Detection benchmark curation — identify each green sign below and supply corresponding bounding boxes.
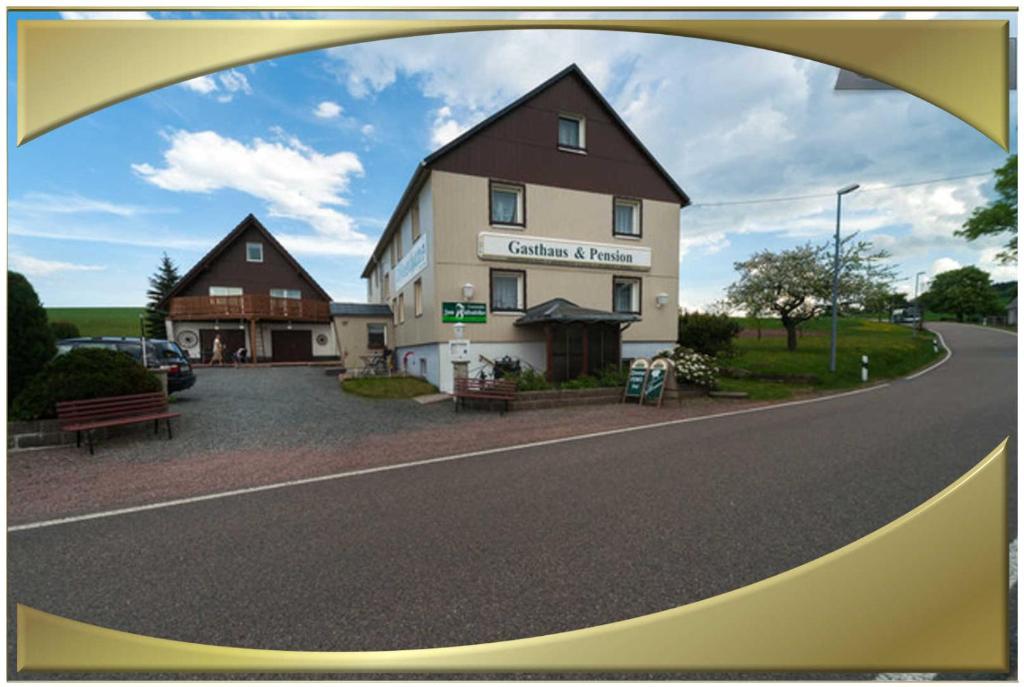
[624,366,648,400]
[442,301,487,323]
[643,367,667,405]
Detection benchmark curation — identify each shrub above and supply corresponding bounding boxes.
[11,348,161,420]
[595,364,629,388]
[677,311,742,357]
[509,368,553,391]
[8,271,56,403]
[50,320,81,340]
[659,346,719,389]
[561,375,600,390]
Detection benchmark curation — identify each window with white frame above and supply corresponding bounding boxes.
[490,182,525,226]
[398,292,405,324]
[613,198,641,237]
[613,277,641,314]
[367,323,386,350]
[558,114,585,150]
[246,242,264,262]
[414,279,423,317]
[209,286,243,296]
[270,288,301,299]
[411,204,421,242]
[491,270,526,312]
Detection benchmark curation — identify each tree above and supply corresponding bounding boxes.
[956,155,1017,264]
[919,266,1002,322]
[862,284,909,322]
[50,320,81,340]
[727,240,897,351]
[8,271,56,402]
[144,253,181,339]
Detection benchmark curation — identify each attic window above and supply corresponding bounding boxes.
[246,242,264,263]
[558,114,585,151]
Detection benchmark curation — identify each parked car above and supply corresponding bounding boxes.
[56,337,197,393]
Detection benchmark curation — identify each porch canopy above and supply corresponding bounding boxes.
[515,298,639,382]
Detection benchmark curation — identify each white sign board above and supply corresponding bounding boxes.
[394,236,428,291]
[449,339,470,363]
[478,232,651,271]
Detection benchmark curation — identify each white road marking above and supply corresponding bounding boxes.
[876,538,1017,681]
[904,329,951,381]
[8,383,891,533]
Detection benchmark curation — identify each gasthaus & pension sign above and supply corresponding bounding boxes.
[478,232,651,271]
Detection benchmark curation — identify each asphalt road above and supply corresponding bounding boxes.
[7,323,1017,679]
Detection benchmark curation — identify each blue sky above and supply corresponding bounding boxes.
[7,9,1019,310]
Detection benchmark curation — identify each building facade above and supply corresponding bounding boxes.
[362,64,689,392]
[163,214,391,365]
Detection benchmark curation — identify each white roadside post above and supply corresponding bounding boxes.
[861,354,869,383]
[933,339,939,354]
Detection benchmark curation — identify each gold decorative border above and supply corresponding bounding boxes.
[18,440,1008,673]
[16,17,1009,148]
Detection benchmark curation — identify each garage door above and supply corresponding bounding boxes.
[271,330,313,362]
[199,329,245,363]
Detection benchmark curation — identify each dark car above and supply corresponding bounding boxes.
[56,337,197,393]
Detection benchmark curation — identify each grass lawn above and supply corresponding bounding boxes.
[46,307,146,337]
[722,317,940,400]
[341,376,439,399]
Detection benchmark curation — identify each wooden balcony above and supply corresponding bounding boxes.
[168,295,331,322]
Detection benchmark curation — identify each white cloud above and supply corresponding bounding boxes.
[60,11,152,19]
[679,231,730,258]
[181,75,218,95]
[9,192,173,218]
[132,129,374,256]
[977,248,1019,282]
[360,123,376,138]
[10,254,105,277]
[931,257,962,276]
[313,101,343,119]
[430,106,478,148]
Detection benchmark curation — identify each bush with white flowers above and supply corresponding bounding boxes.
[657,346,718,389]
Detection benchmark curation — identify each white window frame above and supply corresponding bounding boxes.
[489,182,525,227]
[613,198,642,238]
[557,113,586,152]
[490,269,526,313]
[411,203,421,242]
[613,276,641,314]
[209,286,243,296]
[398,292,405,324]
[367,323,387,350]
[270,288,301,300]
[414,279,423,318]
[246,242,264,263]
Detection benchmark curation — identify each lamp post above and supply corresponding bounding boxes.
[829,183,860,374]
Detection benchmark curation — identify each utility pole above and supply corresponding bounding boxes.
[830,183,860,374]
[914,271,927,337]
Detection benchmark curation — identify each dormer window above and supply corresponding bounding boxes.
[246,242,264,263]
[558,114,585,151]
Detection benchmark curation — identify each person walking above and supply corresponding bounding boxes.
[234,345,248,368]
[210,334,225,365]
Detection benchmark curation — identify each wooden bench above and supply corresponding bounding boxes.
[453,377,517,414]
[57,392,181,455]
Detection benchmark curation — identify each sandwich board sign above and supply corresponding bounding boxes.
[622,358,650,403]
[642,358,672,407]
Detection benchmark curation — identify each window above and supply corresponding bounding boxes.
[209,286,243,296]
[491,269,526,312]
[383,273,390,298]
[558,114,585,150]
[391,298,398,325]
[613,276,641,314]
[246,242,264,262]
[367,323,386,350]
[270,288,301,299]
[411,204,421,242]
[490,181,525,226]
[613,198,642,237]
[390,241,397,268]
[414,279,423,317]
[398,292,405,324]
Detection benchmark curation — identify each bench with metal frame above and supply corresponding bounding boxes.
[452,377,517,414]
[57,392,181,455]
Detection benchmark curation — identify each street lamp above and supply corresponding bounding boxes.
[914,271,927,335]
[829,183,860,373]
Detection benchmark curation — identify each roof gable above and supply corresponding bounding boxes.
[161,214,332,305]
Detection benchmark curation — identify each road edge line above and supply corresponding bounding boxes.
[904,329,952,381]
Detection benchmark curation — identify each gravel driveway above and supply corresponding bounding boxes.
[117,367,465,458]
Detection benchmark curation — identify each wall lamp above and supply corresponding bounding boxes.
[462,283,475,300]
[655,292,669,309]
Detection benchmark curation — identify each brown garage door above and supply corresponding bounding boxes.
[199,329,245,363]
[271,330,313,362]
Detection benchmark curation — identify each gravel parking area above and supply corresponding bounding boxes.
[8,368,771,524]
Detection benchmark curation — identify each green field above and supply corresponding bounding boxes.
[720,317,941,400]
[341,376,439,399]
[45,307,146,337]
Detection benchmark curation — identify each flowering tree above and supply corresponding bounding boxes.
[727,240,897,351]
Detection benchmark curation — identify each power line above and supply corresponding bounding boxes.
[689,171,993,208]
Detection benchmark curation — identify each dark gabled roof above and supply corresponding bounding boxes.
[362,63,690,278]
[330,302,393,317]
[160,214,332,307]
[514,298,640,326]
